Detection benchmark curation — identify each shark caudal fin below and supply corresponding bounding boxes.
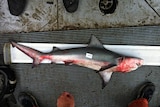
[98,68,114,89]
[11,41,43,67]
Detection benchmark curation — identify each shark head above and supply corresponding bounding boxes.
[116,57,143,73]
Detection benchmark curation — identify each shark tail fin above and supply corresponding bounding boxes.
[98,69,113,89]
[11,41,44,67]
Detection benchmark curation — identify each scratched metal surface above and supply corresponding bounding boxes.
[0,26,160,107]
[145,0,160,16]
[1,0,160,33]
[0,0,57,33]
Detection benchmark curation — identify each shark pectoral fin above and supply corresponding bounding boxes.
[96,64,117,73]
[49,47,61,53]
[32,58,41,68]
[53,47,61,51]
[98,69,113,89]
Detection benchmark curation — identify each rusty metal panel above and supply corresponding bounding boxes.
[1,0,160,33]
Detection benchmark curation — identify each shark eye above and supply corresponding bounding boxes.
[118,57,125,62]
[136,63,141,66]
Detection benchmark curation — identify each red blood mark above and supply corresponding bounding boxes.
[116,63,132,72]
[39,55,53,62]
[63,59,85,65]
[116,57,143,73]
[65,59,82,64]
[64,60,74,65]
[72,59,83,63]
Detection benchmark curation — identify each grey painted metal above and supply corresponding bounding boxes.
[0,26,160,107]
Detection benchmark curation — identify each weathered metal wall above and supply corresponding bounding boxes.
[0,0,160,33]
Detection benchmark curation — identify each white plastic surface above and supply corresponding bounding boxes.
[9,43,160,66]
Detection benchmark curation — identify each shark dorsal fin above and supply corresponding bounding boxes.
[49,47,61,53]
[88,36,104,48]
[52,47,60,51]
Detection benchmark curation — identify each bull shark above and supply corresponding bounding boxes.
[11,36,143,88]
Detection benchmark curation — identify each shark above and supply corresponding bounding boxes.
[11,36,143,88]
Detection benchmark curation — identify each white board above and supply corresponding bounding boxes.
[3,43,160,66]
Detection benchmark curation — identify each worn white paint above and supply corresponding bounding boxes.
[0,0,160,33]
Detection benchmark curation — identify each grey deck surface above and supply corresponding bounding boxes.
[0,26,160,107]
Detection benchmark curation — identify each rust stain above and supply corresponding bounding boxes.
[32,13,41,21]
[62,26,80,30]
[94,23,98,28]
[31,8,46,21]
[35,8,44,15]
[20,15,30,26]
[52,15,160,31]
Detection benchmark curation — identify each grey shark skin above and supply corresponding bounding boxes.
[11,36,143,89]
